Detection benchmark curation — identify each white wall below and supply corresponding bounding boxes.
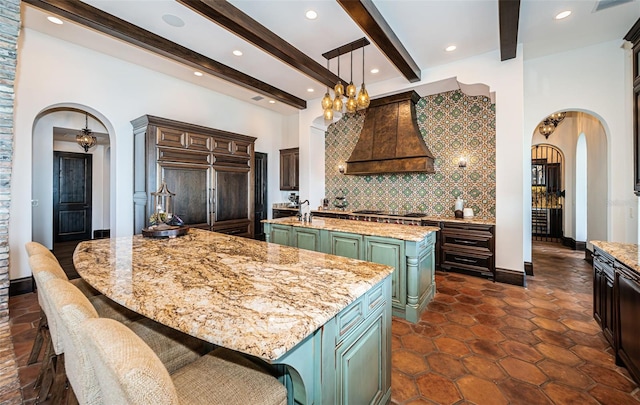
[525,39,636,256]
[302,48,526,273]
[11,28,291,279]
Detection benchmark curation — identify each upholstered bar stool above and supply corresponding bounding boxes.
[81,317,287,405]
[46,278,211,405]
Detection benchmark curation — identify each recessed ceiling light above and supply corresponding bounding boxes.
[307,88,315,93]
[193,71,203,77]
[47,16,63,25]
[269,100,276,104]
[370,68,379,74]
[305,10,318,20]
[162,14,185,28]
[233,50,243,56]
[445,45,457,52]
[555,10,571,20]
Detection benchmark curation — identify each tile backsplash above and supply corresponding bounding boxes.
[325,90,496,219]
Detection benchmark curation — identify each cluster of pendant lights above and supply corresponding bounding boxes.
[321,48,370,121]
[538,112,566,139]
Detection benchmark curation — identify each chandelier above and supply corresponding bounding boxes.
[538,112,566,139]
[76,113,97,152]
[321,38,370,121]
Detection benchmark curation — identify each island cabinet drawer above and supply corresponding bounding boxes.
[329,232,364,260]
[336,281,387,345]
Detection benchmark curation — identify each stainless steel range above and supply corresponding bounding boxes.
[349,210,427,226]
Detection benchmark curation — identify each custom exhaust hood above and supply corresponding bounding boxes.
[345,90,435,175]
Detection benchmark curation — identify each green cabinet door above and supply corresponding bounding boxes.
[329,231,363,259]
[269,224,292,246]
[293,228,321,251]
[365,236,405,307]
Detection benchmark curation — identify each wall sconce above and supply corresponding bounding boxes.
[458,157,467,168]
[338,164,345,174]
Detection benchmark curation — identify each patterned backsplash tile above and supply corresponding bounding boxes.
[325,90,496,219]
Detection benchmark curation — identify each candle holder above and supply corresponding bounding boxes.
[143,180,188,238]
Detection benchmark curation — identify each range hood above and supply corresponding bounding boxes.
[345,90,435,175]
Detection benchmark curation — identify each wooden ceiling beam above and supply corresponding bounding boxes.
[23,0,306,109]
[337,0,421,83]
[499,0,521,61]
[177,0,341,88]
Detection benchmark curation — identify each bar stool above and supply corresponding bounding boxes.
[80,317,288,405]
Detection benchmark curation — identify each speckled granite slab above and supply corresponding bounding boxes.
[73,229,393,361]
[591,241,640,273]
[263,217,439,242]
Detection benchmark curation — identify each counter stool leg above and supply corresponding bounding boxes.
[32,329,52,389]
[27,310,47,365]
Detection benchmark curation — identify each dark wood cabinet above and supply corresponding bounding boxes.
[625,19,640,195]
[440,222,495,279]
[593,249,615,347]
[280,147,299,191]
[132,115,256,238]
[272,208,297,219]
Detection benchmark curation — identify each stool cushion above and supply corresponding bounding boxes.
[25,241,57,261]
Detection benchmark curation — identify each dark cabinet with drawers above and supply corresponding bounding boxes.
[440,222,495,279]
[593,249,615,347]
[132,115,256,238]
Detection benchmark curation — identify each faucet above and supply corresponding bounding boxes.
[298,199,310,221]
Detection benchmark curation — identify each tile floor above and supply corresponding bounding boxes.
[6,241,640,404]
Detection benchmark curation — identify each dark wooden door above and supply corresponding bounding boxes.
[159,162,210,229]
[254,152,268,240]
[53,152,92,242]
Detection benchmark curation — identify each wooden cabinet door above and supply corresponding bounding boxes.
[329,232,363,259]
[213,167,249,222]
[293,228,321,251]
[365,236,404,306]
[158,163,210,229]
[269,224,291,246]
[280,148,299,191]
[616,268,640,382]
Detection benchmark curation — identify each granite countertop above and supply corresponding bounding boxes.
[73,228,393,361]
[591,241,640,273]
[263,217,439,242]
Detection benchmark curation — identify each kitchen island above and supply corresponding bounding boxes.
[73,228,394,405]
[263,217,438,323]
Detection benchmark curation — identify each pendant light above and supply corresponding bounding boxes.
[357,46,370,109]
[321,59,334,120]
[333,56,344,112]
[345,51,358,114]
[76,113,97,152]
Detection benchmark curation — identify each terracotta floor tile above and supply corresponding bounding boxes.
[468,339,506,360]
[450,302,479,316]
[500,327,540,346]
[474,313,505,329]
[499,357,548,386]
[392,349,430,376]
[462,355,506,381]
[427,301,453,313]
[500,340,543,363]
[538,359,593,390]
[433,337,470,358]
[444,311,477,327]
[561,318,601,335]
[458,287,483,297]
[415,372,462,405]
[502,306,535,319]
[532,328,575,348]
[535,342,582,366]
[455,295,482,306]
[391,369,419,403]
[531,316,568,333]
[529,298,560,311]
[579,363,637,392]
[426,353,467,379]
[501,315,536,331]
[401,334,435,355]
[392,334,403,351]
[456,375,508,405]
[480,289,507,299]
[543,382,600,405]
[392,320,414,336]
[441,323,476,341]
[411,323,444,338]
[436,286,459,296]
[572,344,618,369]
[475,303,506,317]
[469,324,506,343]
[418,310,447,325]
[563,329,608,350]
[497,379,553,405]
[433,294,457,305]
[588,384,640,405]
[529,307,561,319]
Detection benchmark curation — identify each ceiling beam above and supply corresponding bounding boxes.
[337,0,421,83]
[178,0,342,88]
[499,0,521,61]
[23,0,306,109]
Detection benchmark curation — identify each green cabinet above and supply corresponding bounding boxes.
[330,231,363,259]
[263,221,435,323]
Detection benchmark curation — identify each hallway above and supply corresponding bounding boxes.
[6,241,640,404]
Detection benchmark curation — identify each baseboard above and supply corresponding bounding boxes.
[9,277,34,296]
[584,248,593,264]
[524,261,534,276]
[561,236,586,251]
[495,268,527,287]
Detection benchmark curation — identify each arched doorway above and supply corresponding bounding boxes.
[31,106,111,275]
[531,144,564,242]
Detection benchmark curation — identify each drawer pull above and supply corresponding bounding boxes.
[455,257,478,264]
[454,239,476,245]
